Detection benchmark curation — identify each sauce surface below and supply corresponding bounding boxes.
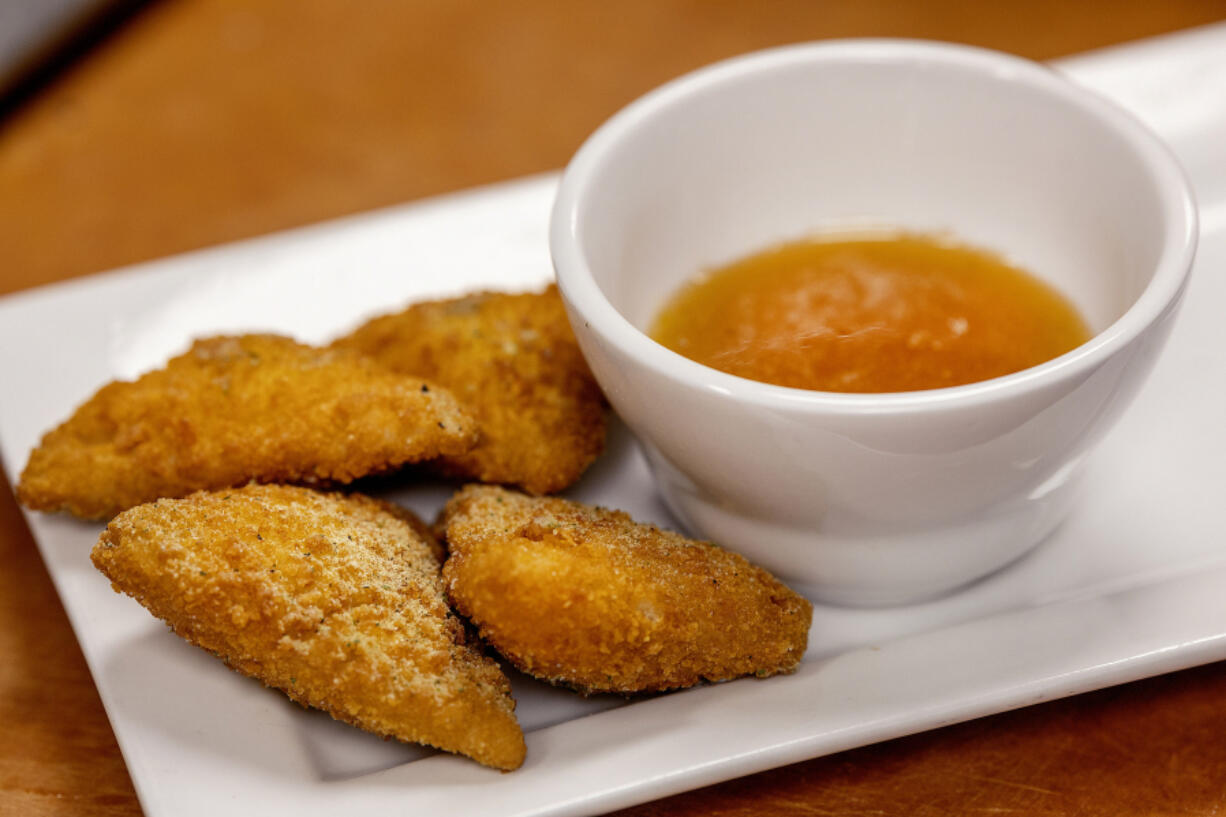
[649,234,1091,393]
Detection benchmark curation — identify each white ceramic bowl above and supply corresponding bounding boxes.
[550,40,1197,606]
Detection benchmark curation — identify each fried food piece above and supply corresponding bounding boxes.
[18,334,477,520]
[332,286,606,494]
[91,484,525,770]
[441,485,812,694]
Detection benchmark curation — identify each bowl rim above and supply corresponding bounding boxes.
[549,38,1199,415]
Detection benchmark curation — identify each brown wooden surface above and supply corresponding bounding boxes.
[2,2,1226,815]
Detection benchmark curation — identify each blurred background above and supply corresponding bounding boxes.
[2,0,1225,295]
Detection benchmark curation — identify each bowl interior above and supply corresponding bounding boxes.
[571,43,1175,345]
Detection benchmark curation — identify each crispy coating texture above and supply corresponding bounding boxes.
[91,484,525,770]
[18,334,477,520]
[332,286,606,494]
[441,485,812,694]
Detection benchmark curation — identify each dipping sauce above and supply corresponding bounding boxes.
[649,234,1091,393]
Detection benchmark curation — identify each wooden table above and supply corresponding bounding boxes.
[3,2,1226,814]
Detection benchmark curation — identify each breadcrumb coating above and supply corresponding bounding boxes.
[332,286,606,494]
[17,334,477,519]
[441,485,812,694]
[91,484,525,770]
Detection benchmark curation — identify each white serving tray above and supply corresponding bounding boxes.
[2,22,1226,817]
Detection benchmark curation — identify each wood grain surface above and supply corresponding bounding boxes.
[2,2,1225,815]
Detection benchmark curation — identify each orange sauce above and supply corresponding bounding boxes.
[649,234,1091,393]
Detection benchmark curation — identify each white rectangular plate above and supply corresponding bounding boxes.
[3,23,1226,817]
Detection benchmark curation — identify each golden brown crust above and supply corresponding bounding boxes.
[441,485,812,694]
[332,286,606,494]
[90,484,525,770]
[17,334,477,519]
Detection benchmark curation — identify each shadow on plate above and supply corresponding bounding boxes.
[100,619,636,781]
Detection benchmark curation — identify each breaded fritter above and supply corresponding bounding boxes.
[18,334,477,519]
[91,484,525,770]
[332,286,606,495]
[441,485,812,694]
